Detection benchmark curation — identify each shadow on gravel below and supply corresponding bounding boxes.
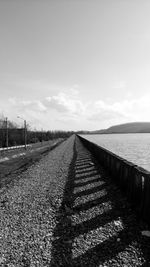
[50,140,77,266]
[50,138,150,267]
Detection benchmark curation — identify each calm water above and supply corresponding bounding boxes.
[81,134,150,172]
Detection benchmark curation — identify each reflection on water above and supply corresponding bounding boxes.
[82,133,150,171]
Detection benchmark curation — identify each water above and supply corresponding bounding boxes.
[81,134,150,172]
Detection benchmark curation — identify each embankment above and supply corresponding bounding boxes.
[78,135,150,225]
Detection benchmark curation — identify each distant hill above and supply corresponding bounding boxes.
[89,122,150,134]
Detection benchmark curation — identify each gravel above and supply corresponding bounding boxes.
[0,135,75,266]
[0,134,150,266]
[51,136,150,267]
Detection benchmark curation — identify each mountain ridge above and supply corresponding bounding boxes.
[78,122,150,134]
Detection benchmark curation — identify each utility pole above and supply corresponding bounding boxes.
[24,119,27,150]
[6,117,8,148]
[17,116,27,150]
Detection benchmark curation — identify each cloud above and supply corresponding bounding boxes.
[22,100,47,112]
[87,94,150,126]
[1,91,150,130]
[85,100,128,127]
[88,109,126,122]
[0,98,47,129]
[9,98,47,113]
[45,91,84,115]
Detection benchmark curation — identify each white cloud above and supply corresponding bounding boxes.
[8,98,47,113]
[45,91,84,115]
[24,100,47,112]
[87,94,150,127]
[1,92,150,130]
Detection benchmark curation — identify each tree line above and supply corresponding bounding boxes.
[0,115,74,147]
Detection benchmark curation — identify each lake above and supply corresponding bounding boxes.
[81,134,150,172]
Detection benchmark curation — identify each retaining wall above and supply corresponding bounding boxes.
[78,135,150,225]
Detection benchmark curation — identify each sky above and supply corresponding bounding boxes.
[0,0,150,131]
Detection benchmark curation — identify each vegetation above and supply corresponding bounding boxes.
[0,115,74,147]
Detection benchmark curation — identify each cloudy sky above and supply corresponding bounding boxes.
[0,0,150,131]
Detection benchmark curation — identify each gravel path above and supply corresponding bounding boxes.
[0,135,75,266]
[0,135,150,266]
[51,136,150,267]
